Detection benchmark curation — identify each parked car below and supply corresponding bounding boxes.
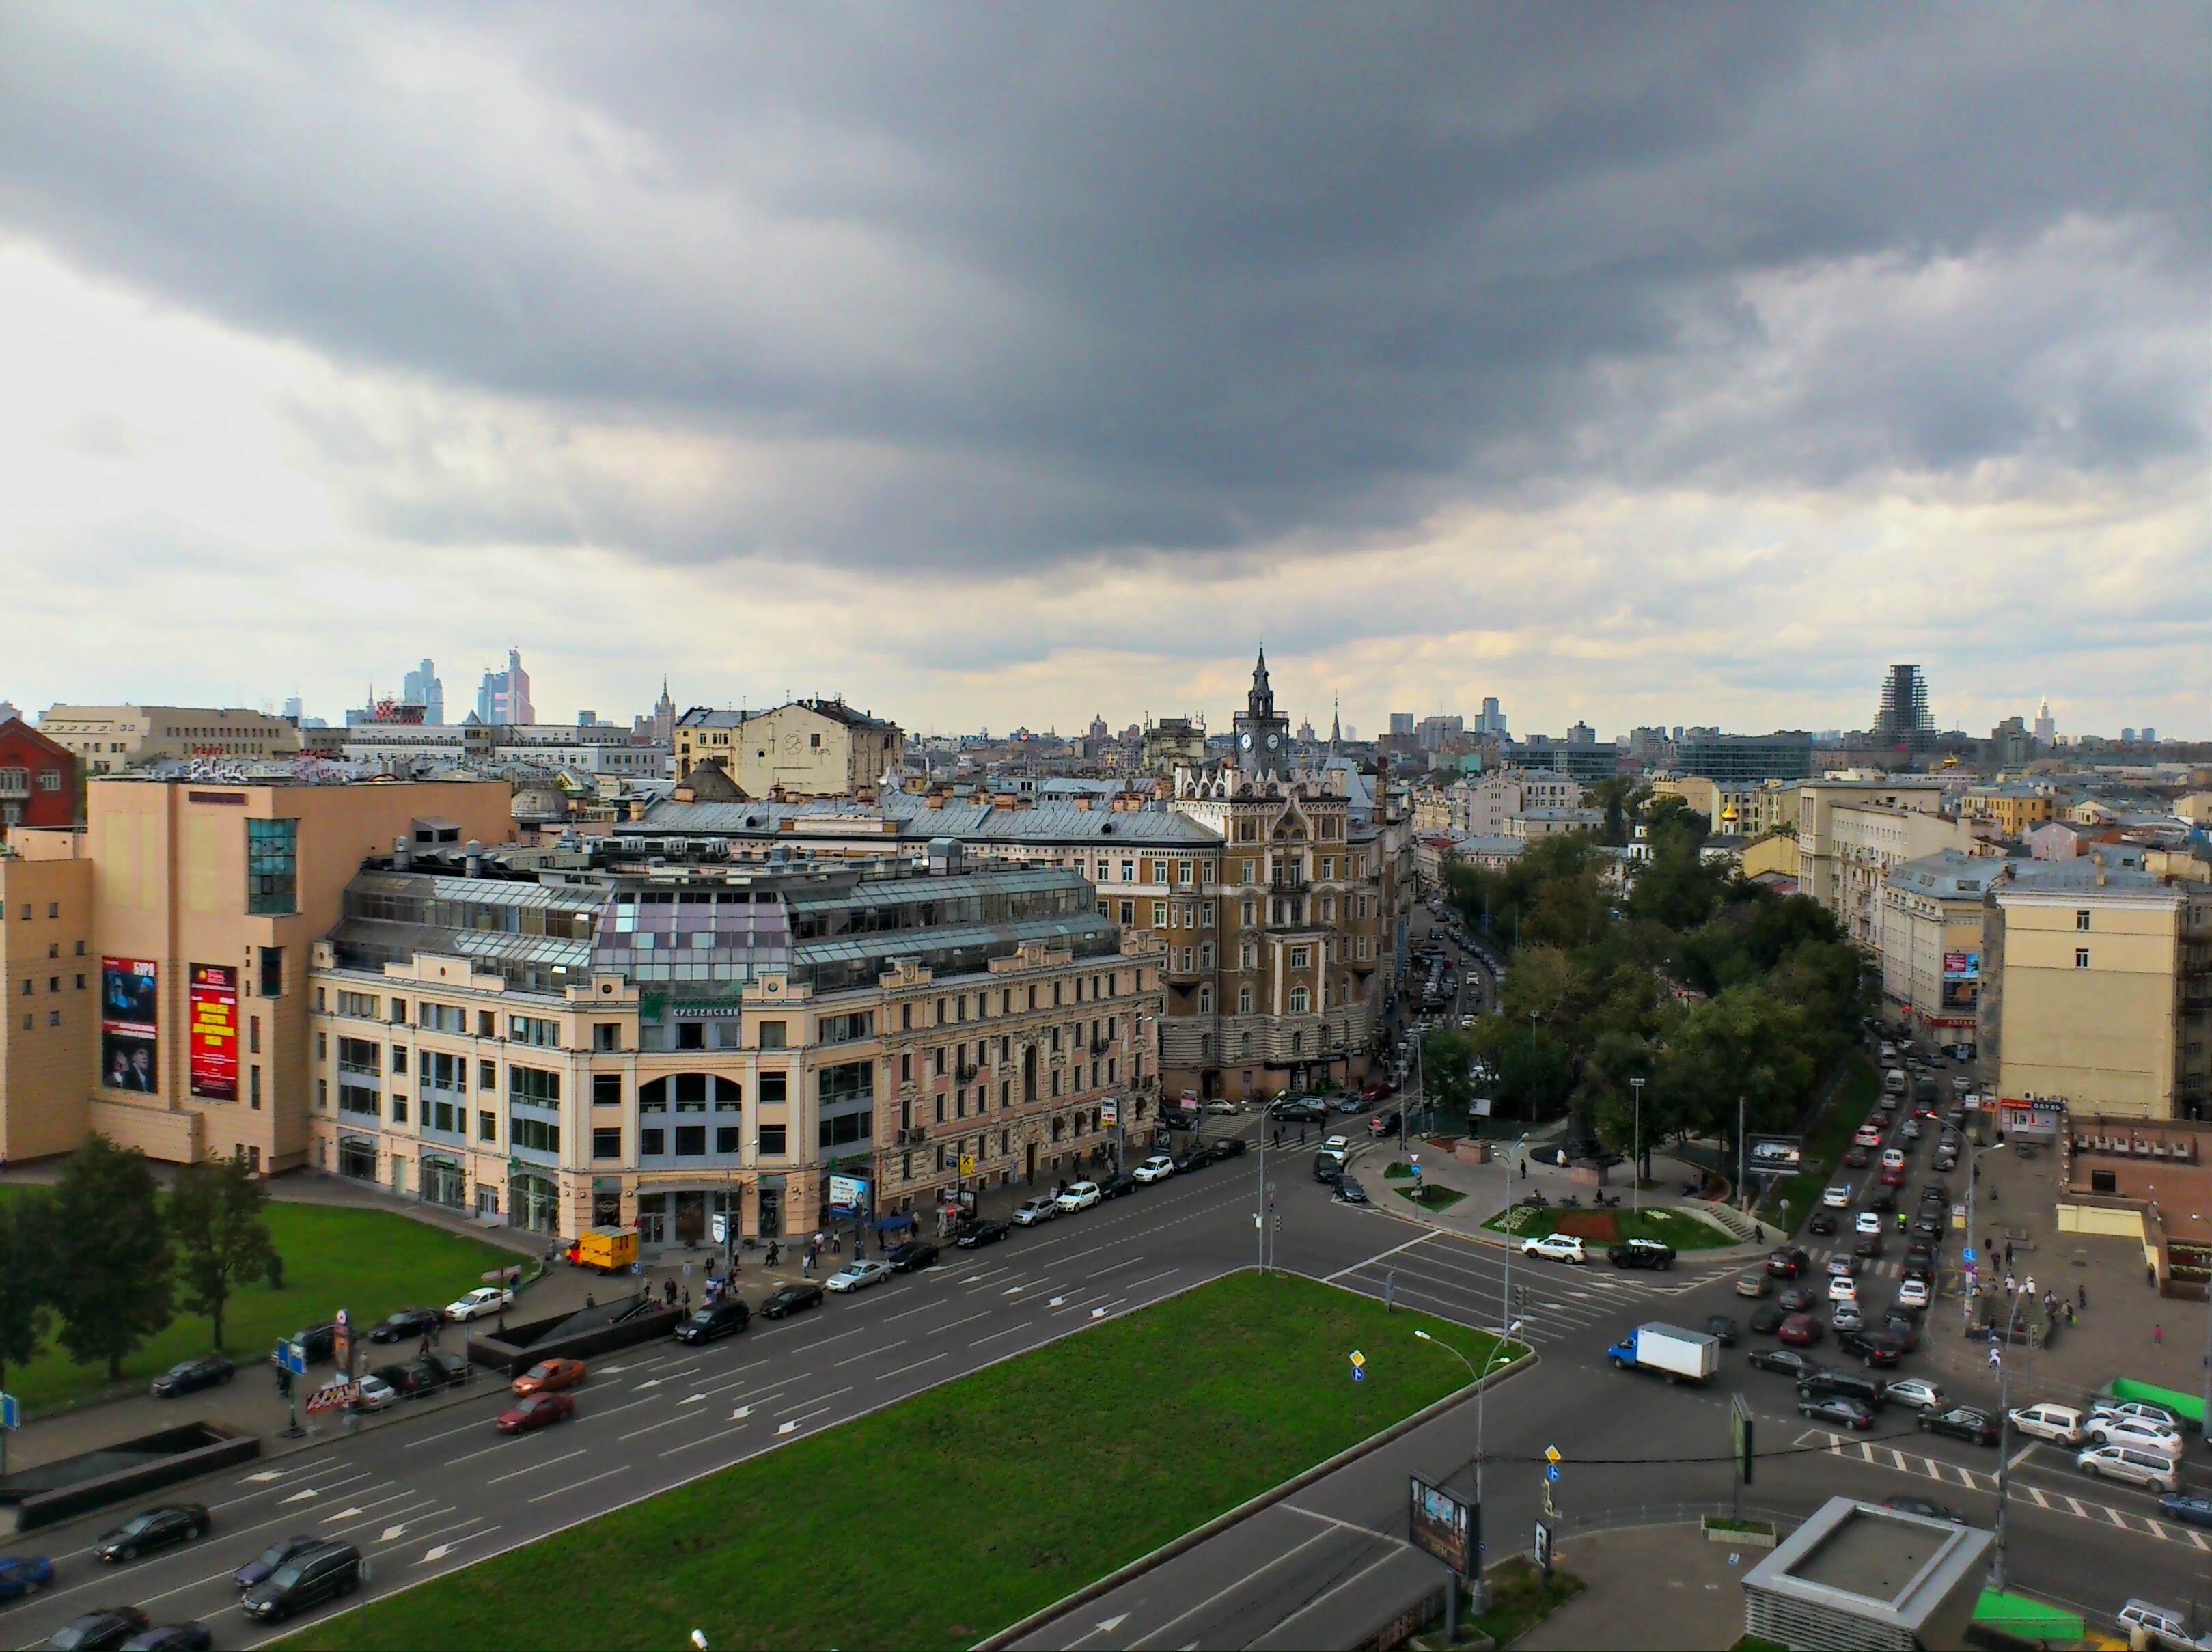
[2085,1414,2184,1458]
[1778,1314,1821,1347]
[1056,1181,1102,1211]
[1749,1347,1821,1380]
[1919,1406,1999,1446]
[956,1220,1009,1248]
[825,1260,892,1294]
[1521,1233,1587,1265]
[758,1283,825,1319]
[1132,1154,1174,1183]
[366,1308,444,1344]
[2077,1446,2179,1494]
[2089,1399,2185,1435]
[674,1299,751,1344]
[2117,1600,2204,1652]
[444,1286,514,1323]
[95,1504,209,1563]
[1097,1174,1141,1201]
[0,1555,55,1602]
[887,1240,941,1272]
[349,1375,400,1412]
[408,1352,469,1391]
[238,1541,365,1623]
[118,1626,212,1652]
[29,1610,150,1651]
[150,1355,234,1399]
[494,1392,574,1434]
[1012,1195,1059,1226]
[234,1535,323,1592]
[368,1362,441,1401]
[510,1358,587,1397]
[1608,1239,1675,1271]
[1208,1137,1247,1161]
[1881,1496,1962,1523]
[1801,1393,1876,1431]
[2157,1492,2212,1529]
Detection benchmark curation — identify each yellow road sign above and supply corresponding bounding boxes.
[1545,1444,1562,1465]
[958,1153,976,1177]
[1349,1349,1366,1369]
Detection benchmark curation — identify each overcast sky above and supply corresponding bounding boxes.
[2,4,2204,740]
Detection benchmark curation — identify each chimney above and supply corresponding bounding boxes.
[393,835,411,870]
[465,839,484,878]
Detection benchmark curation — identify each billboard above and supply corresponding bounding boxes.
[1942,951,1982,980]
[1408,1474,1474,1578]
[1101,1097,1119,1127]
[828,1174,870,1215]
[188,963,239,1101]
[1745,1134,1803,1173]
[100,958,159,1094]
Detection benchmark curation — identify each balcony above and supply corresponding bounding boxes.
[1269,874,1309,895]
[956,1062,980,1083]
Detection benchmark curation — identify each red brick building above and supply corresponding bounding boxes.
[0,717,76,838]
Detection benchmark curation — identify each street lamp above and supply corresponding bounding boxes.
[1415,1319,1523,1616]
[1991,1289,2030,1593]
[1629,1076,1644,1214]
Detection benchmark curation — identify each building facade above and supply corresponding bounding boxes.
[676,700,904,799]
[1797,778,1956,941]
[0,832,95,1163]
[1877,850,2005,1042]
[38,706,303,775]
[1673,733,1814,785]
[308,849,1158,1245]
[0,717,76,836]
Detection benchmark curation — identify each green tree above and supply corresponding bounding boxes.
[170,1152,281,1351]
[0,1189,56,1392]
[1498,944,1584,1030]
[52,1133,174,1379]
[1417,1027,1478,1130]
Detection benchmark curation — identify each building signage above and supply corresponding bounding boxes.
[187,963,239,1101]
[1409,1475,1474,1578]
[100,958,159,1094]
[1101,1097,1119,1127]
[1941,951,1981,980]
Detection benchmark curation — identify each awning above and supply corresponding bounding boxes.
[874,1213,916,1233]
[1972,1590,2083,1644]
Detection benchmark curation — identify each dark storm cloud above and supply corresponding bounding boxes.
[1,3,2202,570]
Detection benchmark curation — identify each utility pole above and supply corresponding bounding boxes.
[1630,1076,1644,1214]
[1256,1117,1267,1274]
[1992,1291,2028,1592]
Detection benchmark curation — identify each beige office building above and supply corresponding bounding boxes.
[39,706,303,774]
[676,700,903,799]
[1877,850,2006,1042]
[1797,777,1969,944]
[1,833,96,1162]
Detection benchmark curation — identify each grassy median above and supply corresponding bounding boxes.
[281,1270,1520,1652]
[0,1192,517,1412]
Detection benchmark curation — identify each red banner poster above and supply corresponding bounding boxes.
[189,963,239,1102]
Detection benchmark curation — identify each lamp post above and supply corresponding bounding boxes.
[1991,1289,2030,1593]
[1629,1076,1644,1214]
[1415,1319,1523,1616]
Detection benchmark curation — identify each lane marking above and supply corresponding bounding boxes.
[529,1468,625,1504]
[876,1352,949,1381]
[485,1448,587,1487]
[970,1322,1033,1347]
[837,1340,900,1367]
[1322,1227,1437,1283]
[775,1388,850,1415]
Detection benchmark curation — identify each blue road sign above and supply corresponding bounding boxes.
[1545,1463,1559,1483]
[1352,1366,1366,1383]
[1962,1248,1977,1264]
[275,1340,308,1377]
[0,1392,18,1429]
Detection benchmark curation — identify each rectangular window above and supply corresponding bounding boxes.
[337,1083,380,1117]
[479,1110,497,1142]
[2075,948,2090,969]
[819,1060,874,1107]
[678,1021,704,1050]
[1151,901,1167,927]
[818,1011,875,1045]
[592,1073,623,1107]
[512,1116,560,1154]
[389,997,406,1023]
[337,990,378,1019]
[820,1110,872,1148]
[758,1020,788,1049]
[391,1096,409,1124]
[337,1036,379,1074]
[592,1127,622,1159]
[250,1066,262,1108]
[717,1126,741,1153]
[509,1065,562,1105]
[510,1015,561,1049]
[1289,946,1310,971]
[758,1071,788,1104]
[391,1043,409,1073]
[758,1123,788,1156]
[478,1010,497,1037]
[2076,909,2091,931]
[419,1003,465,1033]
[641,1127,666,1155]
[675,1125,707,1156]
[260,946,284,999]
[478,1058,497,1090]
[245,818,299,915]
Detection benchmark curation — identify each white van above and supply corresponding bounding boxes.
[2007,1402,2083,1444]
[1879,1042,1896,1062]
[1885,1067,1907,1095]
[2075,1443,2179,1493]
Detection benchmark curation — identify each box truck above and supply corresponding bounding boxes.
[1606,1323,1721,1384]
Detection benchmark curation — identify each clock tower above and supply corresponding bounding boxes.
[1232,646,1292,778]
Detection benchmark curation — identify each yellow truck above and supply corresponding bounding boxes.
[566,1226,638,1273]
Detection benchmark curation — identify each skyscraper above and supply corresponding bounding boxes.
[2032,697,2055,745]
[474,649,534,726]
[1874,665,1933,752]
[402,659,444,725]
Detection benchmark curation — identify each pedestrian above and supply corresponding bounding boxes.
[2004,1241,2013,1269]
[2148,1261,2158,1288]
[2004,1273,2015,1297]
[2078,1282,2086,1310]
[682,1286,691,1313]
[2065,1303,2075,1326]
[2025,1274,2035,1300]
[2155,1323,2165,1345]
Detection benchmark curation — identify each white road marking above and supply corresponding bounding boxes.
[280,1488,318,1503]
[486,1448,587,1486]
[774,1388,849,1415]
[876,1352,949,1381]
[837,1340,900,1366]
[529,1467,625,1504]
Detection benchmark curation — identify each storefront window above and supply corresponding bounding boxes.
[510,1170,559,1235]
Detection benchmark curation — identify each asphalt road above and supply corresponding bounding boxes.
[3,1103,2203,1651]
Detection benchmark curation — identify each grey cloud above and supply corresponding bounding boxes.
[0,3,2204,573]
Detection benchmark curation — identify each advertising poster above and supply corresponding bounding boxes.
[1745,1133,1804,1172]
[188,963,239,1101]
[828,1174,869,1215]
[100,958,159,1095]
[1408,1474,1474,1578]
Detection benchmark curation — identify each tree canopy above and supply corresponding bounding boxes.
[51,1133,175,1380]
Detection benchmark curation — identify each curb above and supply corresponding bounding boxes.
[971,1342,1539,1652]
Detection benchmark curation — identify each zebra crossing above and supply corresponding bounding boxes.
[1323,1229,1739,1345]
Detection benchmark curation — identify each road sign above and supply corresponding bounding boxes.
[958,1153,976,1177]
[1545,1463,1559,1483]
[1352,1366,1365,1383]
[275,1340,307,1377]
[1543,1444,1561,1465]
[1962,1248,1977,1264]
[0,1392,18,1430]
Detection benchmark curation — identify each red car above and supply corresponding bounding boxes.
[495,1391,575,1433]
[1879,1164,1907,1188]
[1777,1313,1823,1347]
[1360,1082,1392,1103]
[511,1358,587,1397]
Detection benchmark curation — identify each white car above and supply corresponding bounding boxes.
[445,1286,515,1323]
[2090,1399,2183,1434]
[2077,1444,2179,1495]
[1885,1377,1945,1411]
[1894,1277,1931,1310]
[1011,1195,1060,1227]
[1853,1211,1882,1236]
[1133,1154,1174,1184]
[2085,1414,2183,1458]
[824,1259,891,1294]
[1821,1185,1851,1209]
[351,1374,400,1413]
[1827,1276,1857,1304]
[1056,1181,1101,1213]
[1521,1233,1587,1265]
[1880,1148,1905,1170]
[2008,1403,2084,1444]
[1323,1135,1351,1156]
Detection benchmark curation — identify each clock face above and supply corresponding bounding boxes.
[1266,733,1279,749]
[1240,733,1252,749]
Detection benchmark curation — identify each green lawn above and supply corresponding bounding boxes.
[1482,1202,1735,1250]
[1770,1056,1879,1230]
[1398,1183,1466,1211]
[281,1271,1525,1652]
[0,1191,519,1414]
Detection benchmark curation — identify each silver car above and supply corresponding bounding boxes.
[1011,1194,1059,1226]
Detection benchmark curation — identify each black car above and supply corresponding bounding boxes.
[1918,1405,1999,1446]
[32,1610,150,1651]
[1314,1153,1346,1183]
[150,1355,234,1398]
[674,1299,751,1343]
[119,1627,212,1652]
[1208,1136,1247,1161]
[366,1307,443,1344]
[269,1321,338,1368]
[1808,1210,1838,1237]
[886,1240,941,1273]
[95,1504,209,1562]
[240,1541,364,1623]
[1765,1248,1810,1278]
[1778,1283,1818,1314]
[1866,1187,1898,1214]
[1800,1369,1887,1408]
[1097,1175,1139,1200]
[1881,1311,1919,1351]
[1747,1303,1786,1335]
[409,1351,470,1390]
[956,1220,1008,1248]
[1883,1495,1963,1523]
[1836,1329,1905,1368]
[1608,1240,1676,1271]
[1800,1393,1875,1430]
[1748,1347,1821,1380]
[1704,1314,1739,1347]
[1331,1179,1370,1205]
[1851,1230,1883,1257]
[234,1534,323,1592]
[758,1283,824,1320]
[369,1362,440,1399]
[1909,1215,1944,1243]
[1174,1150,1212,1174]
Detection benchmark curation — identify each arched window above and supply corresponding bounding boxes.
[1198,985,1213,1013]
[1289,986,1310,1015]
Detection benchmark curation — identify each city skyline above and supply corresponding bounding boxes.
[1,9,2204,739]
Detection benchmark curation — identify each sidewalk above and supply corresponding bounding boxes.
[1510,1524,1746,1651]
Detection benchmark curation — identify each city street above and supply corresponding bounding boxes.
[2,1120,2204,1651]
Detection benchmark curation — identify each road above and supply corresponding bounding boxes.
[3,1106,2203,1650]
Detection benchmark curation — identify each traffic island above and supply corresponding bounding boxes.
[0,1421,258,1532]
[465,1291,685,1377]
